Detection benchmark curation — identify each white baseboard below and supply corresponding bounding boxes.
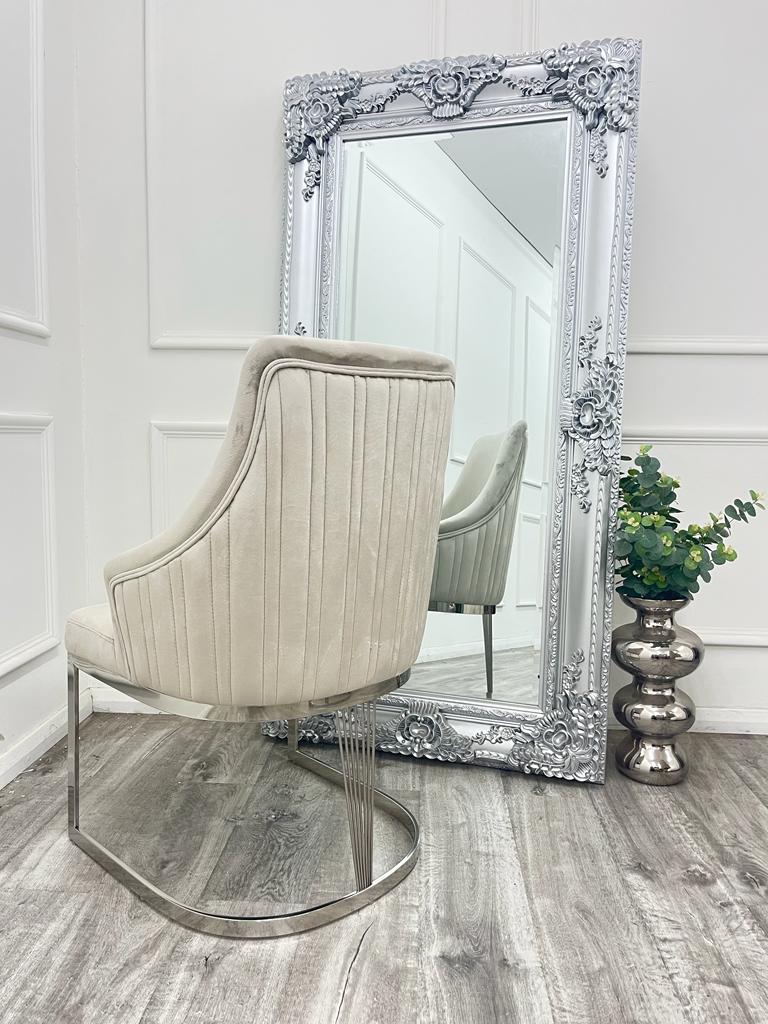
[89,684,160,715]
[0,689,93,791]
[416,635,538,663]
[690,707,768,735]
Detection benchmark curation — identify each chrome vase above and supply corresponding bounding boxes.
[611,595,702,785]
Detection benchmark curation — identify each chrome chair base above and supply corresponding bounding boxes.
[67,662,419,938]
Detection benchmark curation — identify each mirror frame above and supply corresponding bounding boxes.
[273,39,642,783]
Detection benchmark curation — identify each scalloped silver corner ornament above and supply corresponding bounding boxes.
[472,651,602,780]
[562,316,621,513]
[262,651,602,781]
[283,71,394,200]
[510,39,638,177]
[284,40,639,199]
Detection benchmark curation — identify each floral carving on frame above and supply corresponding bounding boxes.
[474,651,602,780]
[562,316,622,513]
[511,39,637,176]
[392,55,508,119]
[377,698,475,762]
[284,40,640,199]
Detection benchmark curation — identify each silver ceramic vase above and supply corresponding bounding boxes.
[611,595,702,785]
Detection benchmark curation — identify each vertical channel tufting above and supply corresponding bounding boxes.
[262,378,283,705]
[214,515,233,702]
[411,381,451,662]
[363,377,392,684]
[209,534,219,703]
[405,380,451,662]
[274,368,313,705]
[393,379,428,667]
[307,371,328,701]
[226,511,232,703]
[178,559,192,698]
[139,576,159,690]
[337,375,357,694]
[409,380,450,659]
[107,356,454,706]
[181,541,216,702]
[430,431,526,608]
[369,378,399,683]
[317,371,353,692]
[376,378,415,677]
[211,516,234,703]
[113,586,134,680]
[165,567,181,697]
[341,376,366,691]
[148,567,180,696]
[169,560,188,697]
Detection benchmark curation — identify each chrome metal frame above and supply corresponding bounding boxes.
[428,601,497,700]
[67,660,419,938]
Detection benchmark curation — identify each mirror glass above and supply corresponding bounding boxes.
[335,120,568,707]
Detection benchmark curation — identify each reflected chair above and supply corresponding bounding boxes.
[429,422,527,699]
[65,335,454,937]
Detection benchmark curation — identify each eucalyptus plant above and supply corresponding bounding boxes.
[615,446,765,601]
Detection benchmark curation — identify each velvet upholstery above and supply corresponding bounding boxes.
[66,336,455,708]
[430,421,527,607]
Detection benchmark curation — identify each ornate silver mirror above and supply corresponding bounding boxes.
[276,40,641,782]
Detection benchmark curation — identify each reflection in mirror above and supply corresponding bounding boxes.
[336,120,568,707]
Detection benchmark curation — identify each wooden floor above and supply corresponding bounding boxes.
[1,715,767,1024]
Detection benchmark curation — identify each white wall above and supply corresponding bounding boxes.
[3,0,761,755]
[0,0,88,788]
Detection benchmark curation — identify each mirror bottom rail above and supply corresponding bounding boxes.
[263,674,606,783]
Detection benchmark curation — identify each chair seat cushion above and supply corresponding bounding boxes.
[65,604,119,675]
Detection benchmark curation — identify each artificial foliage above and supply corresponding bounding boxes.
[615,445,765,601]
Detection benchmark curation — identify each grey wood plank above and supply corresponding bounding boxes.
[304,755,426,1024]
[709,733,768,808]
[684,734,768,929]
[592,734,768,1024]
[419,761,555,1024]
[502,763,687,1024]
[83,726,262,906]
[0,887,172,1024]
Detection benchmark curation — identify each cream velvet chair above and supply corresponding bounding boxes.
[65,335,454,938]
[429,422,527,699]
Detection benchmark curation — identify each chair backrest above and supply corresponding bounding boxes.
[431,421,527,606]
[104,337,454,709]
[441,422,527,525]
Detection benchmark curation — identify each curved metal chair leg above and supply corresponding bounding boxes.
[67,664,419,938]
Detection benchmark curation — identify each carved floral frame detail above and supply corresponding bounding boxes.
[284,40,639,200]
